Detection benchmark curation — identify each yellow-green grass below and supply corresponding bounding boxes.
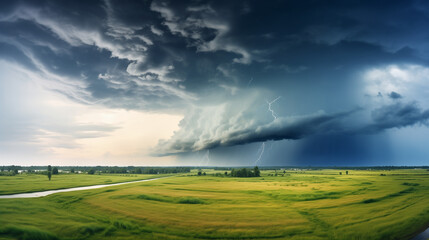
[0,169,428,239]
[0,174,163,195]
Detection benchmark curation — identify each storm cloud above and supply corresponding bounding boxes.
[2,0,429,165]
[154,100,429,155]
[364,102,429,133]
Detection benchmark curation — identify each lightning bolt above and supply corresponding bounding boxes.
[254,142,265,165]
[266,96,281,120]
[253,96,281,166]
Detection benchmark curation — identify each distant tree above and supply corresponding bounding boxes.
[203,172,206,176]
[52,167,59,175]
[88,169,95,175]
[224,171,228,176]
[135,168,142,174]
[283,170,286,174]
[346,171,349,175]
[47,165,52,180]
[254,166,260,177]
[13,169,18,175]
[198,171,202,176]
[339,172,342,175]
[71,168,75,173]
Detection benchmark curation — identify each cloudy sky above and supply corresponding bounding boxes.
[1,0,429,166]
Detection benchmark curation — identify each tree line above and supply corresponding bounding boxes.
[230,167,260,177]
[106,167,191,174]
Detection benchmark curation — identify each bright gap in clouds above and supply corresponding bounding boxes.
[0,61,182,166]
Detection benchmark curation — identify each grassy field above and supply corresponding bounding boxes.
[0,174,161,195]
[0,169,428,239]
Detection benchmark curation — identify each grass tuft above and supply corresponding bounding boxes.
[177,197,205,204]
[402,182,419,186]
[362,198,379,204]
[112,220,138,230]
[0,225,59,240]
[78,224,105,235]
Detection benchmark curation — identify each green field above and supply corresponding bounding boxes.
[0,174,161,195]
[0,169,428,239]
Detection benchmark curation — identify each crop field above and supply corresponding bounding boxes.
[0,169,428,240]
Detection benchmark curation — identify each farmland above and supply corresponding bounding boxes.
[0,169,428,239]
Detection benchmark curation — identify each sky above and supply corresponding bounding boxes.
[1,0,429,166]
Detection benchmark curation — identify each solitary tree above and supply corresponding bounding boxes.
[52,167,59,175]
[47,165,52,180]
[339,172,342,175]
[224,171,228,176]
[346,170,349,175]
[198,171,202,176]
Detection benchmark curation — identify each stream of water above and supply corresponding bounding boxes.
[0,177,166,199]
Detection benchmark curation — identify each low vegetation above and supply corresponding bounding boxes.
[0,169,428,239]
[0,174,161,195]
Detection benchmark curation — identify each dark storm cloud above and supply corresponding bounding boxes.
[154,106,359,155]
[363,102,429,134]
[1,0,429,159]
[155,101,429,155]
[1,1,427,108]
[388,91,402,99]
